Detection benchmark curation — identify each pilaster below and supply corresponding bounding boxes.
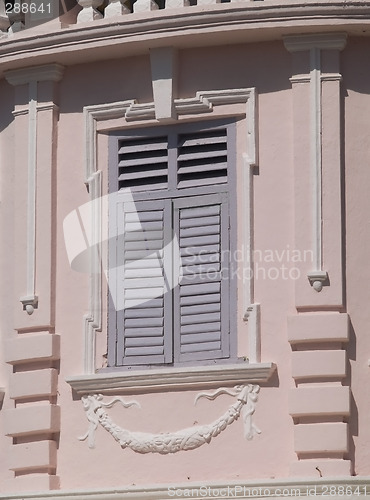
[284,34,351,477]
[4,64,64,492]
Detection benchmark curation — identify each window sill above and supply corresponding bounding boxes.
[66,362,276,395]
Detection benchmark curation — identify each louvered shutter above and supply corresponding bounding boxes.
[173,193,230,362]
[115,199,173,366]
[177,128,228,189]
[118,135,168,192]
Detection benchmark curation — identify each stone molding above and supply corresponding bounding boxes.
[66,362,276,395]
[1,478,370,500]
[0,3,367,75]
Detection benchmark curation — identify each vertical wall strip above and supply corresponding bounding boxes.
[22,81,38,314]
[308,48,328,292]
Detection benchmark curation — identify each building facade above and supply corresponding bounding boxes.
[0,1,370,498]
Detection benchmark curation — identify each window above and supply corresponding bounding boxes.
[107,120,237,368]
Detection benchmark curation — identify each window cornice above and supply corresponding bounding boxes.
[66,362,276,395]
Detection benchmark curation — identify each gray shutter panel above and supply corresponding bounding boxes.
[118,135,168,192]
[115,198,173,366]
[173,193,230,362]
[177,128,228,189]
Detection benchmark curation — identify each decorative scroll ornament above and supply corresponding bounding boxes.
[79,385,261,454]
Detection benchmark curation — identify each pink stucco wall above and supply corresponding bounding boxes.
[1,4,370,494]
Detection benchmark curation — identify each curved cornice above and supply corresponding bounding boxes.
[0,1,370,75]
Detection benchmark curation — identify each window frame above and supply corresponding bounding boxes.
[106,119,238,370]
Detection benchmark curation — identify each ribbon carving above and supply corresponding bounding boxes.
[79,385,261,454]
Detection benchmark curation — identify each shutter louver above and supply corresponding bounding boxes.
[118,136,168,192]
[116,200,173,366]
[177,128,228,189]
[174,194,230,362]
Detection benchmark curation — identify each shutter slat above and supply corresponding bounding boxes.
[180,282,221,296]
[180,225,220,238]
[178,177,227,189]
[125,346,164,356]
[125,337,164,347]
[179,234,219,248]
[125,317,164,328]
[181,205,220,219]
[126,221,163,231]
[181,302,220,315]
[125,287,164,300]
[119,140,167,153]
[126,211,163,222]
[182,263,220,276]
[180,244,220,257]
[177,150,227,162]
[121,181,167,192]
[119,156,168,168]
[125,298,163,309]
[181,254,220,266]
[181,312,221,325]
[125,230,163,242]
[181,342,221,353]
[178,135,226,147]
[125,277,164,289]
[125,249,163,260]
[125,257,164,269]
[181,322,221,334]
[181,332,220,344]
[119,168,168,181]
[125,239,163,251]
[125,327,163,337]
[178,162,227,176]
[125,268,163,278]
[125,307,164,318]
[180,215,220,229]
[180,293,220,306]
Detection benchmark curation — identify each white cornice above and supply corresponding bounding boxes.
[284,33,347,52]
[1,478,370,500]
[0,4,369,75]
[4,63,64,85]
[66,362,276,395]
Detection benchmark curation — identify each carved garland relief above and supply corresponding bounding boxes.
[79,384,261,454]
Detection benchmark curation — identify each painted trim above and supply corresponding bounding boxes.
[307,47,328,293]
[4,64,64,85]
[82,88,260,376]
[284,34,347,294]
[283,33,347,52]
[1,478,370,500]
[66,362,275,395]
[23,80,38,314]
[5,64,65,315]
